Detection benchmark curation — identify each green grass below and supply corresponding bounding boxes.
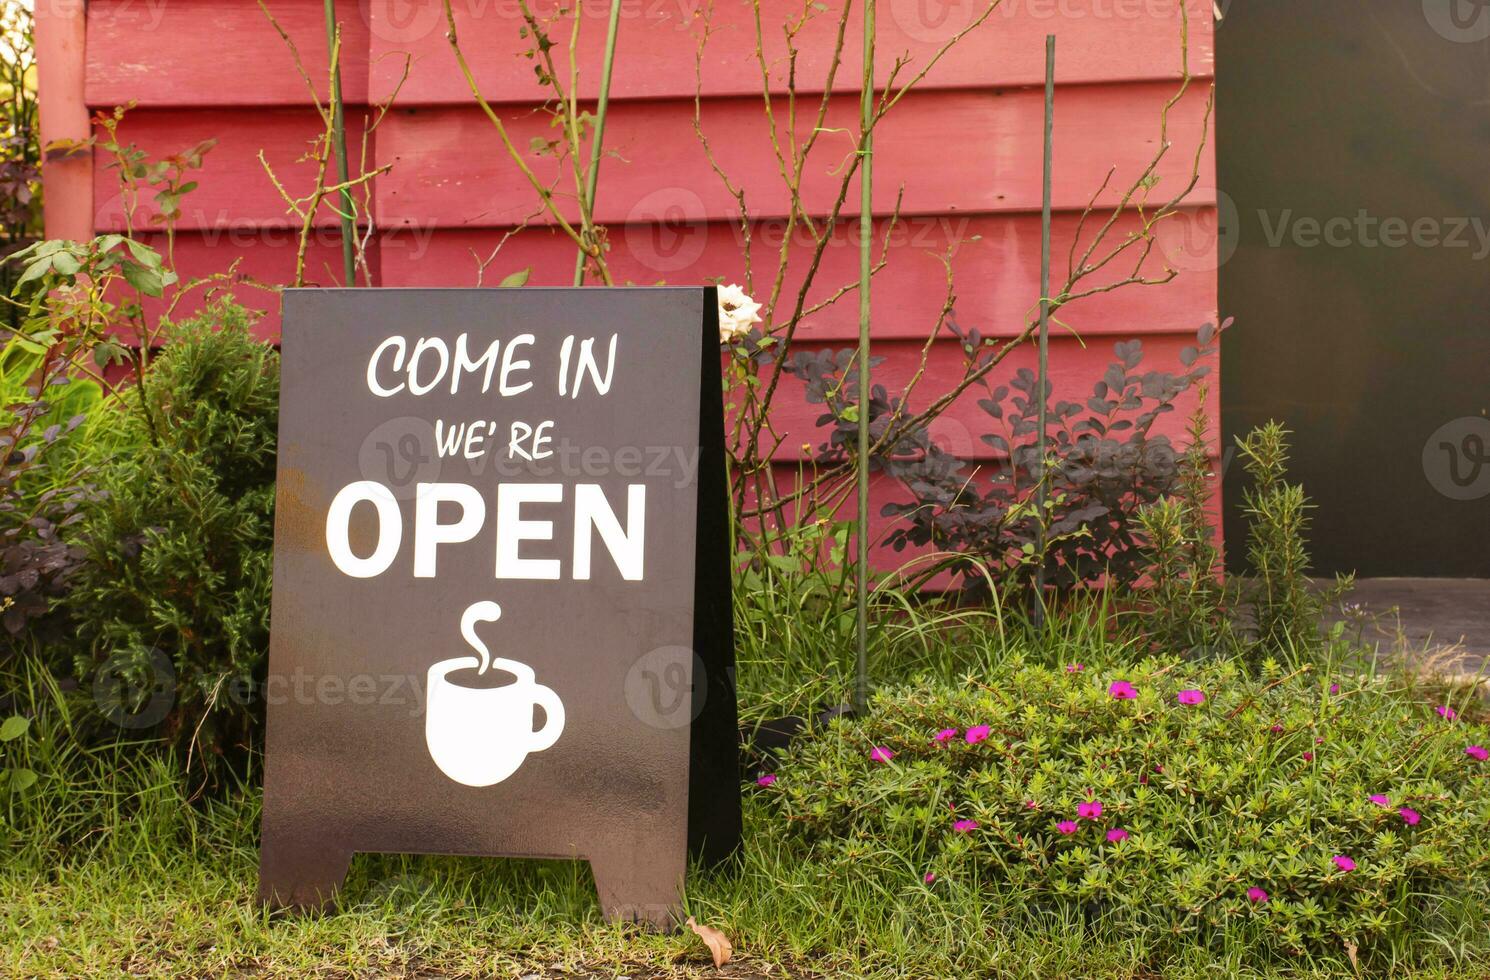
[2,582,1485,978]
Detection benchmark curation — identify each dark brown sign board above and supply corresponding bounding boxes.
[258,287,739,927]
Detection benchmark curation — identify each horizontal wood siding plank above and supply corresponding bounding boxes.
[85,0,371,107]
[378,209,1219,339]
[762,462,1223,580]
[375,0,1214,105]
[374,83,1215,226]
[757,333,1218,461]
[91,108,375,232]
[83,0,1213,107]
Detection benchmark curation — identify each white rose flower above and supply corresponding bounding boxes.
[717,283,762,344]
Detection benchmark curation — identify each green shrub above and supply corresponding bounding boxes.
[66,301,276,780]
[1237,422,1352,651]
[762,658,1490,964]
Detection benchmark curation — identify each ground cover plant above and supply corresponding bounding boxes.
[3,606,1487,978]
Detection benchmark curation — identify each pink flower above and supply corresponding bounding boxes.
[1023,800,1038,810]
[756,774,777,787]
[1329,684,1340,694]
[1077,800,1104,820]
[934,728,958,743]
[1368,794,1390,807]
[1466,745,1488,761]
[1176,689,1205,706]
[1302,752,1314,762]
[965,725,991,745]
[1246,887,1269,904]
[1066,663,1085,673]
[1106,828,1129,843]
[923,872,937,884]
[1437,705,1458,720]
[1056,820,1078,835]
[953,819,978,833]
[1270,724,1285,734]
[1109,681,1138,700]
[1332,855,1356,872]
[870,746,895,763]
[1400,806,1421,826]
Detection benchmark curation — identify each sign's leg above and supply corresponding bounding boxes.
[590,848,686,930]
[258,832,353,910]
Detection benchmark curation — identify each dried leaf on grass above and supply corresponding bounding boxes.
[685,915,733,968]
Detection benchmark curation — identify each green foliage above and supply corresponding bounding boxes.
[1136,386,1232,654]
[0,712,34,804]
[1237,422,1352,650]
[0,347,103,651]
[764,658,1490,965]
[66,301,277,780]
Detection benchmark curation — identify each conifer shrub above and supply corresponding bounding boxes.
[759,658,1490,962]
[67,301,276,778]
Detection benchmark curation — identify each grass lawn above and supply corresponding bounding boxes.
[8,792,1476,979]
[3,596,1486,978]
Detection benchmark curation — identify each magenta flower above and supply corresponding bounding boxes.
[1109,680,1138,700]
[934,728,958,743]
[953,819,978,833]
[1077,800,1104,820]
[1176,689,1205,706]
[1106,828,1129,843]
[1400,806,1421,826]
[1269,724,1285,734]
[756,774,777,787]
[923,872,937,884]
[870,746,895,763]
[1056,820,1078,835]
[1066,663,1085,673]
[1437,705,1458,720]
[965,725,991,745]
[1329,683,1340,694]
[1023,799,1038,810]
[1466,745,1488,761]
[1332,855,1356,872]
[1368,794,1390,807]
[1302,752,1314,762]
[1246,887,1269,904]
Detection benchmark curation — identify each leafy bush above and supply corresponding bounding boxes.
[66,301,276,779]
[761,658,1490,963]
[0,347,101,651]
[844,322,1220,595]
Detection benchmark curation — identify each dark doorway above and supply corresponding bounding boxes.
[1218,1,1490,577]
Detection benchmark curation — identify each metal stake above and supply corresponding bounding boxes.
[854,0,876,714]
[323,0,356,286]
[1034,34,1055,626]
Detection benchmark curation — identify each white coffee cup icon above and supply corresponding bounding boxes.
[425,602,565,787]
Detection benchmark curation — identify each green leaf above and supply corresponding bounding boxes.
[125,238,164,270]
[121,261,165,297]
[0,716,29,742]
[498,268,531,288]
[51,251,82,276]
[13,254,54,292]
[7,769,37,792]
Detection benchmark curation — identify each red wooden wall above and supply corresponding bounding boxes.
[45,0,1218,563]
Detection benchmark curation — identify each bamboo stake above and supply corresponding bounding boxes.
[853,0,876,714]
[323,0,356,286]
[573,0,624,286]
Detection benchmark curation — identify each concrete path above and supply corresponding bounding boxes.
[1329,578,1490,670]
